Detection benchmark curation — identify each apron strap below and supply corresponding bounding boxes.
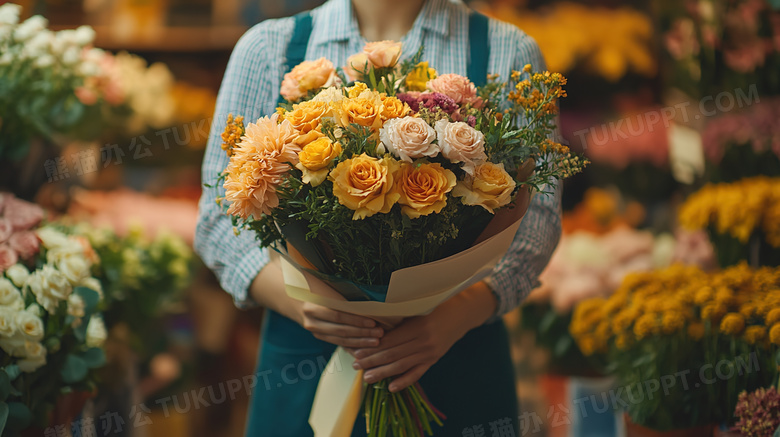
[278,11,314,106]
[467,11,490,87]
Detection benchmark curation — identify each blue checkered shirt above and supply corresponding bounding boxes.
[195,0,562,321]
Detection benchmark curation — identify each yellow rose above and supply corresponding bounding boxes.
[405,61,437,91]
[329,154,400,219]
[286,100,331,146]
[452,162,516,213]
[295,138,343,186]
[346,82,369,98]
[334,95,383,131]
[381,96,410,120]
[394,162,456,219]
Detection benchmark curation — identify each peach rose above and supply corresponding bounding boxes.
[296,137,343,186]
[5,197,44,231]
[363,40,402,68]
[394,162,456,218]
[452,162,516,213]
[426,73,478,104]
[224,114,301,219]
[345,52,370,82]
[329,154,400,220]
[434,119,486,175]
[286,100,331,146]
[280,58,338,102]
[379,116,438,162]
[0,218,11,243]
[380,96,410,120]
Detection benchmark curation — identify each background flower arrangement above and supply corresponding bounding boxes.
[0,194,106,435]
[570,263,780,432]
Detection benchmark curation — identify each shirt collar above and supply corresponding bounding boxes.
[311,0,452,46]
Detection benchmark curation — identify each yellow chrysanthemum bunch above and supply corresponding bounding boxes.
[479,2,656,81]
[570,263,780,355]
[679,177,780,247]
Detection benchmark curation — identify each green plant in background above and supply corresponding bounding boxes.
[70,224,193,359]
[570,264,780,431]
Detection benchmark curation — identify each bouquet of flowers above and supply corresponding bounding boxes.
[216,41,586,436]
[0,193,106,435]
[570,263,780,431]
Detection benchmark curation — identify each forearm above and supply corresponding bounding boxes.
[436,281,498,335]
[249,256,304,325]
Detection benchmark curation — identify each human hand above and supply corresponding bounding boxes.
[350,282,497,392]
[299,301,384,348]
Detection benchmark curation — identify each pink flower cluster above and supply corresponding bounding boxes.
[0,193,45,272]
[584,108,670,169]
[702,97,780,164]
[397,75,482,126]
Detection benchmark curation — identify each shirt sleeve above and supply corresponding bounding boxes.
[194,22,289,308]
[484,28,564,321]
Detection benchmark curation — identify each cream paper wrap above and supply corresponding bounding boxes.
[279,190,533,437]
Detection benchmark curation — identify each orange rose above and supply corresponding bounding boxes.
[333,94,383,131]
[296,137,342,186]
[452,162,516,213]
[286,100,331,146]
[329,154,400,219]
[363,40,402,68]
[394,162,456,219]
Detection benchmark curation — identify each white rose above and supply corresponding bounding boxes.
[36,227,70,250]
[79,277,103,298]
[379,116,438,162]
[434,119,487,175]
[52,252,91,285]
[15,310,44,342]
[0,3,21,26]
[73,25,95,46]
[668,122,704,185]
[0,308,16,338]
[17,341,47,373]
[67,294,85,318]
[86,316,107,348]
[0,278,23,310]
[14,15,47,41]
[5,263,30,287]
[32,54,55,69]
[26,303,42,317]
[27,264,72,313]
[311,86,344,105]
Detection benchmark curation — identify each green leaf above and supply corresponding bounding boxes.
[0,402,7,434]
[553,335,573,358]
[74,286,100,316]
[538,310,558,336]
[3,366,19,382]
[60,354,88,384]
[773,424,780,437]
[0,370,8,401]
[80,348,106,369]
[6,402,32,431]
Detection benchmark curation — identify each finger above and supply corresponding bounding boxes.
[313,334,381,348]
[388,364,429,392]
[362,354,424,383]
[354,341,422,370]
[308,306,378,329]
[306,318,383,338]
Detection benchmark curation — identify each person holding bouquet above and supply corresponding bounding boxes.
[195,0,562,435]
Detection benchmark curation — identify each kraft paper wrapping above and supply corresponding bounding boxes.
[280,191,533,436]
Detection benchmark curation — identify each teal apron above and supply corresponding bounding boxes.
[246,11,518,436]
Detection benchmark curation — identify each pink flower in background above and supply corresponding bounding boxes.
[75,86,98,105]
[585,108,670,169]
[426,74,478,105]
[0,245,17,272]
[9,232,40,260]
[723,44,766,73]
[0,219,12,243]
[3,196,44,231]
[702,97,780,163]
[665,18,700,60]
